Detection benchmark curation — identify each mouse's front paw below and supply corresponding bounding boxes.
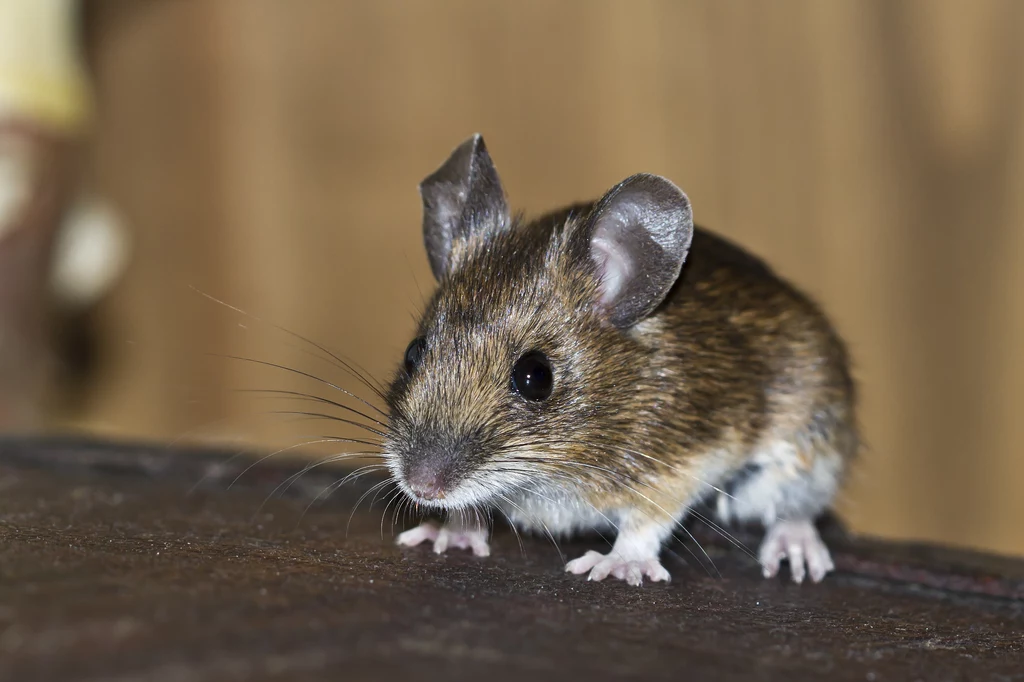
[396,521,490,557]
[565,551,670,586]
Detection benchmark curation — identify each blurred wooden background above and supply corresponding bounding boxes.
[65,0,1023,557]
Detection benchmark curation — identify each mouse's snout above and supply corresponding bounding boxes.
[405,465,446,501]
[397,437,472,505]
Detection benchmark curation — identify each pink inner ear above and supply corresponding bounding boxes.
[591,236,631,307]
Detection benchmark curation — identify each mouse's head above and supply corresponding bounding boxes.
[384,134,694,511]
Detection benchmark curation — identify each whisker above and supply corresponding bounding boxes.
[492,460,717,577]
[265,410,388,438]
[552,449,763,566]
[500,469,620,545]
[347,478,397,537]
[493,477,602,554]
[285,453,384,497]
[286,341,389,403]
[191,286,390,402]
[253,450,382,520]
[294,464,389,529]
[230,437,380,491]
[237,388,388,428]
[380,488,406,540]
[187,439,266,496]
[491,448,763,571]
[532,459,720,578]
[303,434,383,447]
[390,494,410,538]
[484,485,563,564]
[528,437,743,504]
[216,354,389,419]
[685,507,763,567]
[502,437,767,553]
[497,505,525,556]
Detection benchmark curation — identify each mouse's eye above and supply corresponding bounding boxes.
[512,351,553,402]
[404,336,427,375]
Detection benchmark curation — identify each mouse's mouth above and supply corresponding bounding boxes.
[391,455,555,514]
[388,456,490,511]
[393,473,492,511]
[385,433,536,511]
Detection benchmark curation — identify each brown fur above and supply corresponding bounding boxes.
[385,200,857,534]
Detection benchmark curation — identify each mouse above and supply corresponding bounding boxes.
[385,134,857,586]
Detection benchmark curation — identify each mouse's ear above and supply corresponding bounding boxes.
[581,174,693,328]
[419,134,510,280]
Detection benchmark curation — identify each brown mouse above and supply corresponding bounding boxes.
[385,134,857,585]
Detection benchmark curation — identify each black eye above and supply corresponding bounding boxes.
[404,336,426,375]
[512,351,553,402]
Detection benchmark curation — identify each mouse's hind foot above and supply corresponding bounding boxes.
[396,520,490,557]
[759,518,834,583]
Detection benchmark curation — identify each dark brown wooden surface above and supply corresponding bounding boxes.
[1,438,1022,682]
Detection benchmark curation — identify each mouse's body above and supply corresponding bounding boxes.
[386,135,857,585]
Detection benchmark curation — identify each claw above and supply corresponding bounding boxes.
[397,521,490,558]
[759,519,834,584]
[565,551,670,586]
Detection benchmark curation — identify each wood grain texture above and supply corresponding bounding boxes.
[2,436,1023,682]
[72,0,1024,557]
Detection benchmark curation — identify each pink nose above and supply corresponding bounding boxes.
[406,470,445,500]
